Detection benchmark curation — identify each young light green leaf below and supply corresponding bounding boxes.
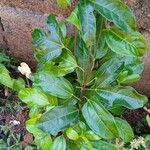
[79,3,96,47]
[33,71,74,99]
[82,97,119,139]
[0,64,13,88]
[59,22,67,38]
[13,78,25,92]
[67,7,80,30]
[57,0,71,9]
[105,28,147,57]
[115,117,134,143]
[89,0,136,32]
[93,86,148,109]
[66,128,79,141]
[37,105,79,135]
[92,140,122,150]
[18,88,50,107]
[52,135,66,150]
[84,130,101,141]
[26,117,52,150]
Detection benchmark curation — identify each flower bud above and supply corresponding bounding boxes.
[18,62,31,78]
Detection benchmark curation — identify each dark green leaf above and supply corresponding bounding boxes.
[95,14,107,59]
[0,52,10,64]
[79,3,96,47]
[58,50,78,75]
[93,86,148,109]
[89,0,136,32]
[33,70,74,99]
[115,117,134,143]
[41,50,77,77]
[32,15,64,61]
[95,56,124,88]
[37,105,79,135]
[105,28,147,57]
[75,37,91,83]
[82,97,118,139]
[18,88,50,107]
[95,53,144,87]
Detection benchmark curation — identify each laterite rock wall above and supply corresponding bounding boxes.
[0,0,77,64]
[0,0,150,95]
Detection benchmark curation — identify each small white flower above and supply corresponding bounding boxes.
[10,120,20,125]
[18,62,31,78]
[130,136,145,149]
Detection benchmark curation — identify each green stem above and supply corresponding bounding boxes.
[81,135,94,150]
[72,94,81,102]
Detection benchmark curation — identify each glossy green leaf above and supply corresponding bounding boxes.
[79,3,96,47]
[58,50,78,75]
[32,15,64,61]
[66,128,79,140]
[26,117,52,150]
[93,86,148,109]
[18,88,50,107]
[82,97,118,139]
[52,135,66,150]
[42,50,77,77]
[95,56,124,88]
[0,64,13,88]
[95,53,144,87]
[57,0,70,9]
[96,36,107,59]
[89,0,136,32]
[105,28,147,57]
[95,14,107,59]
[67,7,80,30]
[92,140,122,150]
[33,70,74,99]
[75,37,91,83]
[37,105,79,135]
[115,117,134,143]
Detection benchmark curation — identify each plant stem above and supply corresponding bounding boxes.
[72,94,81,102]
[26,77,30,87]
[81,135,94,150]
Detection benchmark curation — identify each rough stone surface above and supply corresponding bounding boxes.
[132,32,150,96]
[0,6,47,64]
[0,0,77,16]
[0,0,150,95]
